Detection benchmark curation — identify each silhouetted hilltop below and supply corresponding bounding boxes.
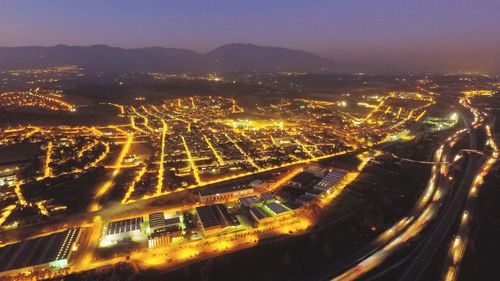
[0,43,334,73]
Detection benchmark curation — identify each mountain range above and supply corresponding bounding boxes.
[0,43,334,74]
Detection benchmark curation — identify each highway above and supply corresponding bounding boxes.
[440,119,498,280]
[399,95,496,281]
[398,114,478,281]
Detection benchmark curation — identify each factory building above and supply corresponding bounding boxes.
[148,212,181,238]
[100,217,145,247]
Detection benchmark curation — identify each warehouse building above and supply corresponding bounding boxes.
[263,202,290,216]
[295,194,316,205]
[100,217,145,247]
[238,195,263,207]
[303,165,328,178]
[198,184,254,202]
[148,212,181,238]
[286,172,319,189]
[312,170,347,192]
[249,206,273,224]
[195,204,240,236]
[0,228,80,276]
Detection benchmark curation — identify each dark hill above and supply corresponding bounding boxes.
[205,43,333,72]
[0,43,334,74]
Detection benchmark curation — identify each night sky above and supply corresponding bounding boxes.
[1,0,500,72]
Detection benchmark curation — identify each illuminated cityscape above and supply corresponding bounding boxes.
[1,1,500,281]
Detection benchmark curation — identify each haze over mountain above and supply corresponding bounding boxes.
[0,43,334,74]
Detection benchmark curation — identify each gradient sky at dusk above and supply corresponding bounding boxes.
[1,0,500,72]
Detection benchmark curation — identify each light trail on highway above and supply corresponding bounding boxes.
[397,92,491,281]
[442,116,498,281]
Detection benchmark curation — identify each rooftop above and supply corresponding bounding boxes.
[199,184,253,197]
[0,228,79,272]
